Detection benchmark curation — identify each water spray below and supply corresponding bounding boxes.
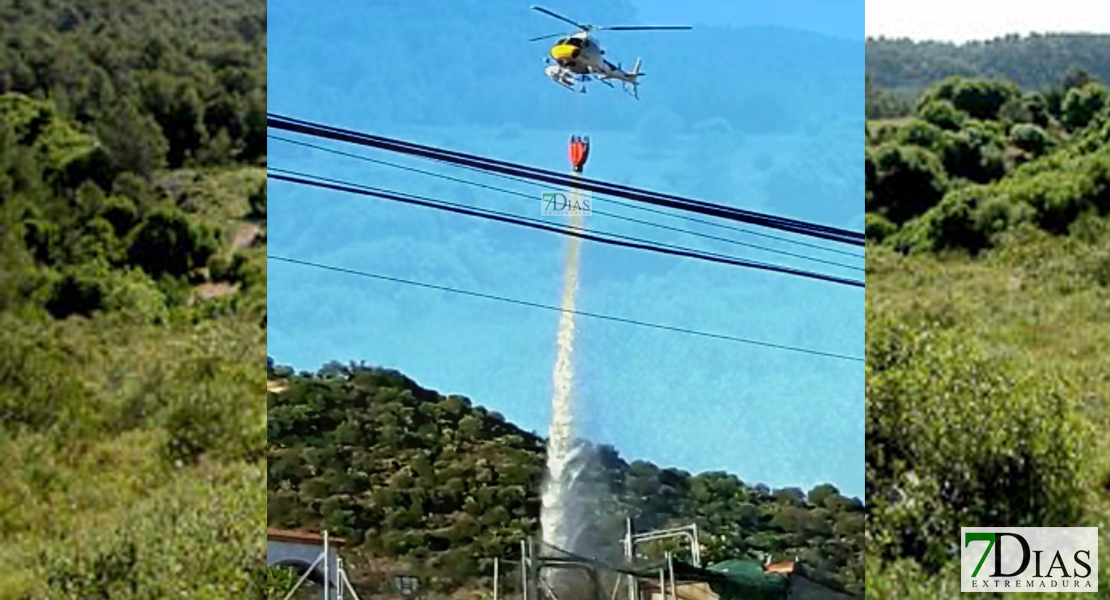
[540,135,591,572]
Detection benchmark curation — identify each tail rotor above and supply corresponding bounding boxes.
[623,58,642,99]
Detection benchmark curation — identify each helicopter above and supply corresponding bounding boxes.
[530,5,690,98]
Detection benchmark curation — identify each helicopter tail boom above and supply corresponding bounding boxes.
[621,58,642,99]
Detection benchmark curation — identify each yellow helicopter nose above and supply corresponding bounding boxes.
[550,44,577,60]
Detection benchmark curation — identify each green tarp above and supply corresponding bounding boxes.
[615,558,787,600]
[613,558,856,600]
[705,560,789,600]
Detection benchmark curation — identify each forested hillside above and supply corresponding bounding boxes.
[867,33,1110,91]
[266,361,865,597]
[864,68,1110,597]
[0,0,267,597]
[865,33,1110,118]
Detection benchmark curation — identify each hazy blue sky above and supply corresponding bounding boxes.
[268,0,865,498]
[867,0,1110,42]
[636,0,860,41]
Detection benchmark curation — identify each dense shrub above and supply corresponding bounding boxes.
[917,99,964,131]
[869,84,1110,253]
[866,322,1092,572]
[918,77,1021,121]
[1009,123,1052,156]
[1061,82,1110,130]
[894,119,946,151]
[127,208,221,277]
[938,123,1006,182]
[868,143,948,223]
[864,213,897,244]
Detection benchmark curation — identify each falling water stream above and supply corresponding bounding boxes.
[541,203,585,558]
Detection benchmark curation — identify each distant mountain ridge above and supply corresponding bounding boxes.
[867,33,1110,92]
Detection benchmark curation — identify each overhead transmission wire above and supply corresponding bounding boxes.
[268,113,860,244]
[266,133,860,261]
[267,113,864,247]
[268,134,863,272]
[268,255,865,364]
[328,131,863,260]
[268,168,864,288]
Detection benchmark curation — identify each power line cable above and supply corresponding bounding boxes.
[268,134,863,271]
[268,113,858,242]
[268,169,864,288]
[269,133,863,259]
[268,254,864,363]
[271,166,800,274]
[267,113,864,246]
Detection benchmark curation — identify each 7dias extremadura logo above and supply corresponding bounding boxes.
[962,527,1098,592]
[541,190,592,217]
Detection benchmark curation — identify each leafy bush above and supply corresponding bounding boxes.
[917,99,964,131]
[938,122,1006,182]
[100,194,140,237]
[127,208,221,277]
[918,77,1021,121]
[1061,82,1110,130]
[160,358,265,466]
[866,322,1093,572]
[900,186,1037,254]
[894,119,946,151]
[248,182,266,219]
[44,266,108,319]
[864,213,897,243]
[868,143,948,223]
[1009,122,1052,156]
[30,462,267,600]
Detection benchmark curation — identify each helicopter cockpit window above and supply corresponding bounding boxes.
[566,37,584,47]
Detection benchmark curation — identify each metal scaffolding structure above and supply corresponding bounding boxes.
[277,530,363,600]
[494,523,697,600]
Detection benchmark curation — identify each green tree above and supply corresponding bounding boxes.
[1061,82,1110,130]
[868,143,948,224]
[917,99,964,131]
[96,100,168,179]
[918,77,1021,121]
[127,208,220,277]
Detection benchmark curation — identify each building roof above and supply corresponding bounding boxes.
[267,528,347,546]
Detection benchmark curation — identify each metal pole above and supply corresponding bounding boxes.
[625,518,633,563]
[691,524,700,567]
[528,537,536,600]
[282,553,325,600]
[667,553,675,600]
[324,530,330,600]
[338,557,344,600]
[626,518,636,600]
[342,571,364,600]
[494,557,500,600]
[521,540,529,600]
[658,569,665,600]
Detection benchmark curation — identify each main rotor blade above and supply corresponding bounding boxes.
[529,32,567,42]
[602,26,693,31]
[531,5,589,30]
